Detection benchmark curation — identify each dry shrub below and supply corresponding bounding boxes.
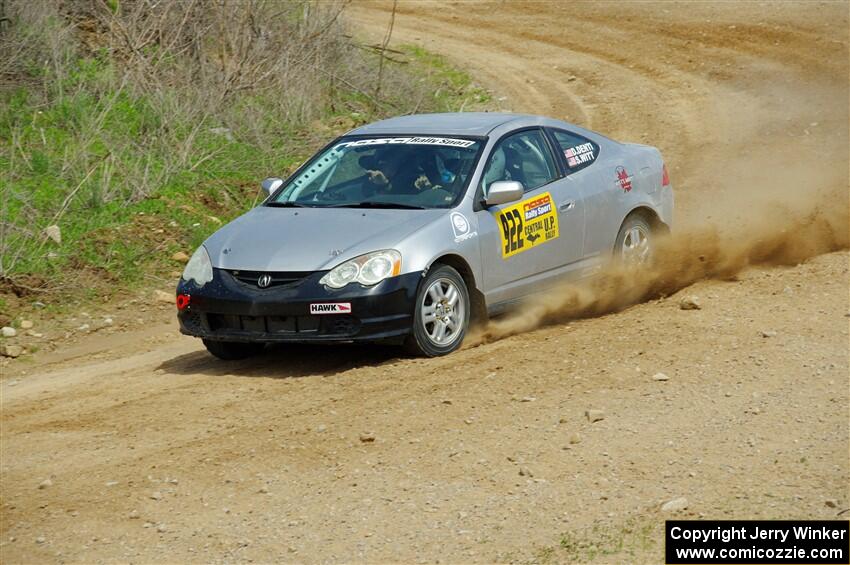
[0,0,439,278]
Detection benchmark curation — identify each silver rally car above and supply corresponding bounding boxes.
[176,112,673,359]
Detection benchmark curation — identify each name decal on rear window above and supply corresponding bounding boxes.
[564,142,595,167]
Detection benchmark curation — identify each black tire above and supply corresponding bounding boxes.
[202,339,265,361]
[405,265,471,357]
[614,213,654,266]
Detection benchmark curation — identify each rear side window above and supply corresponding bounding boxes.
[551,129,599,173]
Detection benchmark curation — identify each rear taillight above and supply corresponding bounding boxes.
[662,163,670,187]
[176,294,191,310]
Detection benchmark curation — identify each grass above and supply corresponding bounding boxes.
[502,518,660,564]
[0,3,493,322]
[402,44,493,110]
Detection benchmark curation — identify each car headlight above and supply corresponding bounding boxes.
[320,250,401,289]
[182,245,213,287]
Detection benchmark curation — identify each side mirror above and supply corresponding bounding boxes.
[261,177,284,196]
[484,180,524,206]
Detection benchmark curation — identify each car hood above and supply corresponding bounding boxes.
[204,206,445,272]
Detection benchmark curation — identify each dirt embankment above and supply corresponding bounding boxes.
[2,2,848,564]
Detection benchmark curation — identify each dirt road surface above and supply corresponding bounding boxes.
[2,2,848,563]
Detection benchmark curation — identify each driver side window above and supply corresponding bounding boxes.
[481,129,557,194]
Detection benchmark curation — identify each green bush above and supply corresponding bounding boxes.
[0,1,491,311]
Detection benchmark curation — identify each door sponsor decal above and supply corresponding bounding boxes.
[309,302,352,315]
[495,192,560,259]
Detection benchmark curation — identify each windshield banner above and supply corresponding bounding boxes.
[336,137,477,149]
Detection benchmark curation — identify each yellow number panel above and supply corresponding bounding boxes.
[495,192,560,259]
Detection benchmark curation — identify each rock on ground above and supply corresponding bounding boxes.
[661,497,689,512]
[2,344,23,358]
[44,225,61,244]
[153,290,174,304]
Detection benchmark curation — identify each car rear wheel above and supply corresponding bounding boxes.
[615,214,653,266]
[405,265,470,357]
[203,339,265,361]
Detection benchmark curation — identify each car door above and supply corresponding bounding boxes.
[547,128,611,265]
[475,128,586,307]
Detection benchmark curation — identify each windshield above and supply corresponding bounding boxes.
[268,136,484,209]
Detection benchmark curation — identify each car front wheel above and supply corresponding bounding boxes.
[405,265,470,357]
[202,339,265,361]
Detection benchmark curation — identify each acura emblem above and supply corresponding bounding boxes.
[257,274,272,288]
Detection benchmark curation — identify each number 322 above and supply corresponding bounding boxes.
[500,209,524,255]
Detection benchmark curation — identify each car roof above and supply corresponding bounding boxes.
[348,112,556,136]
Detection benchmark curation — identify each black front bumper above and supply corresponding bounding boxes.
[177,268,423,343]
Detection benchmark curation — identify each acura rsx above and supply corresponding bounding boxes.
[176,113,673,359]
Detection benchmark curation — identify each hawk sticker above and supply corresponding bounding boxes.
[495,192,559,259]
[616,166,633,192]
[310,303,352,315]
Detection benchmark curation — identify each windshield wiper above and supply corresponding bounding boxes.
[329,201,426,210]
[265,201,309,208]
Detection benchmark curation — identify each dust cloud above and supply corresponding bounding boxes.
[471,142,849,345]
